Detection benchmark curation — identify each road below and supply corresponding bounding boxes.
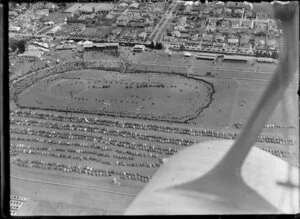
[11,175,138,197]
[149,0,178,43]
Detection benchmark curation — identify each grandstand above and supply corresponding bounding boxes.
[223,55,252,62]
[196,53,216,60]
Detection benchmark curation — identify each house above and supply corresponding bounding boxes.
[228,35,239,45]
[240,35,250,45]
[258,39,266,47]
[133,44,145,52]
[118,3,128,8]
[214,42,225,48]
[226,2,236,8]
[241,20,252,29]
[111,28,122,36]
[231,20,240,29]
[46,25,62,35]
[181,33,190,39]
[255,21,267,31]
[190,34,199,41]
[245,12,254,19]
[129,3,139,9]
[223,8,232,16]
[213,8,223,17]
[215,34,225,42]
[116,15,131,26]
[207,25,216,32]
[36,9,49,17]
[268,20,278,30]
[178,17,187,26]
[202,34,213,42]
[9,26,21,32]
[239,44,252,53]
[266,39,278,48]
[221,20,231,29]
[171,30,181,38]
[9,11,19,18]
[138,32,147,41]
[44,21,55,26]
[234,9,244,17]
[256,12,268,19]
[18,50,44,58]
[174,25,187,33]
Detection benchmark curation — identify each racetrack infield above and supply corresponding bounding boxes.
[17,70,214,123]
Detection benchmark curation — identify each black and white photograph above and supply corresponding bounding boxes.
[4,0,299,216]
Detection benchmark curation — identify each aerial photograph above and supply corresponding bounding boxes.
[8,0,299,215]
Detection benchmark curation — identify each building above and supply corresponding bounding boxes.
[240,35,250,45]
[129,3,139,9]
[241,20,252,29]
[255,21,267,31]
[133,44,145,52]
[231,20,240,29]
[118,3,128,8]
[256,12,268,19]
[214,42,225,48]
[266,39,278,49]
[202,34,213,42]
[228,36,239,45]
[56,44,77,50]
[138,32,147,41]
[223,55,249,62]
[36,9,49,17]
[83,42,119,52]
[268,20,278,31]
[171,30,181,38]
[196,53,216,60]
[117,15,131,26]
[9,26,21,32]
[223,8,232,16]
[234,9,244,17]
[183,52,192,57]
[44,21,55,26]
[18,50,44,58]
[245,12,254,19]
[215,34,225,42]
[9,11,19,18]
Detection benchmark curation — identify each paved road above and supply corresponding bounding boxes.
[11,175,138,197]
[149,0,178,43]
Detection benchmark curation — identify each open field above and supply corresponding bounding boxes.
[17,70,214,123]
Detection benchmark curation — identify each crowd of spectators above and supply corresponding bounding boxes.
[10,60,123,101]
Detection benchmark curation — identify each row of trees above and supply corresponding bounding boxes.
[149,41,163,50]
[255,50,279,59]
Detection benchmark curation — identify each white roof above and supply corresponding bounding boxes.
[48,25,61,33]
[184,52,192,56]
[119,3,128,7]
[83,40,93,45]
[184,1,194,6]
[134,44,145,49]
[130,3,139,8]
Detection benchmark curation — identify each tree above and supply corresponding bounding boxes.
[150,41,155,49]
[156,42,163,50]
